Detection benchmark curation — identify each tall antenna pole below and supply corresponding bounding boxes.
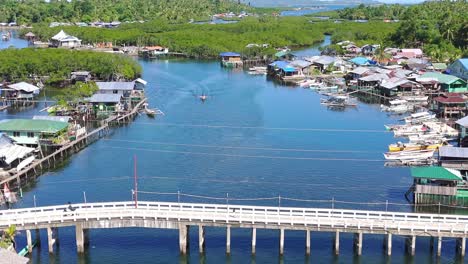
[134,155,138,208]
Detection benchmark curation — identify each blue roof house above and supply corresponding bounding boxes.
[447,58,468,81]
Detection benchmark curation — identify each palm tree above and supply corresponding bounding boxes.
[1,225,17,250]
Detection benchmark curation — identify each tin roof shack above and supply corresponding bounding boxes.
[432,93,467,119]
[447,58,468,81]
[419,72,468,93]
[139,46,169,58]
[70,71,91,83]
[431,63,447,72]
[312,56,338,73]
[379,77,421,97]
[0,133,35,172]
[88,93,124,119]
[439,146,468,170]
[50,30,81,48]
[289,60,314,76]
[0,119,69,147]
[219,52,243,68]
[274,50,296,61]
[410,166,467,206]
[456,116,468,145]
[3,82,40,101]
[267,61,303,81]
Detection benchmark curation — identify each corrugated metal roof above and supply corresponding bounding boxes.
[420,72,464,85]
[314,56,335,65]
[0,248,29,264]
[411,166,462,181]
[33,115,71,123]
[95,82,135,91]
[7,82,40,92]
[219,52,240,57]
[458,58,468,70]
[0,144,35,164]
[89,93,122,103]
[439,146,468,159]
[359,73,389,82]
[290,60,312,68]
[456,116,468,127]
[350,67,370,75]
[0,119,68,133]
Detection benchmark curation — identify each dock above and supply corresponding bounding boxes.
[1,200,467,257]
[0,98,148,188]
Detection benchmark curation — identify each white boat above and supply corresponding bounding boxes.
[296,79,316,88]
[17,156,35,171]
[393,124,427,137]
[403,111,436,124]
[408,133,448,143]
[320,95,357,108]
[400,95,429,103]
[383,149,435,161]
[248,66,267,75]
[381,99,413,113]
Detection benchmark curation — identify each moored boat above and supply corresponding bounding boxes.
[383,149,435,161]
[388,141,445,152]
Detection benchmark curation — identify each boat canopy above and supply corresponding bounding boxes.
[411,166,462,181]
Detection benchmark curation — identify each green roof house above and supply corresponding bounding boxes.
[410,166,468,207]
[0,119,69,146]
[419,72,467,93]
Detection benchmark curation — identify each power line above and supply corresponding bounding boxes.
[128,122,391,133]
[102,139,381,153]
[101,146,385,162]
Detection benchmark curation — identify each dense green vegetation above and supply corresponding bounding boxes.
[24,17,398,58]
[0,0,263,23]
[54,82,98,106]
[336,1,467,59]
[0,48,141,83]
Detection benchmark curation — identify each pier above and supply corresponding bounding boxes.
[0,98,148,188]
[1,200,467,257]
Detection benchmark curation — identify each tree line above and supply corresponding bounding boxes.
[336,1,467,59]
[0,48,142,83]
[0,0,259,24]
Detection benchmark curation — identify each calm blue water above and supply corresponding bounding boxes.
[280,5,356,16]
[1,37,463,263]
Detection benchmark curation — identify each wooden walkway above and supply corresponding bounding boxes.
[1,201,467,256]
[0,98,148,188]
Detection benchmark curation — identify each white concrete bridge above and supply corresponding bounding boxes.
[1,201,468,257]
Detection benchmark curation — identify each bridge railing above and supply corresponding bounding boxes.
[1,201,468,234]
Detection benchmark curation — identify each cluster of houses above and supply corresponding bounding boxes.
[49,21,129,28]
[212,11,249,19]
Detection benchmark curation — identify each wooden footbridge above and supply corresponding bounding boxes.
[1,200,467,257]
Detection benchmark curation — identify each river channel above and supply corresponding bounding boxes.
[0,33,460,263]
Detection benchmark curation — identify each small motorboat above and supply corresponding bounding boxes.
[199,95,208,102]
[383,149,435,161]
[388,141,444,152]
[403,111,436,124]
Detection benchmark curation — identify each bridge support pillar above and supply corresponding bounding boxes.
[385,234,392,256]
[226,226,231,255]
[26,230,32,253]
[76,224,85,253]
[47,227,56,253]
[178,224,189,255]
[279,229,285,256]
[437,237,442,257]
[354,233,363,256]
[251,228,256,255]
[405,236,416,256]
[457,237,466,257]
[35,229,41,248]
[334,231,340,255]
[198,225,205,254]
[305,230,310,255]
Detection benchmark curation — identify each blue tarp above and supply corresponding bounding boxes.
[349,57,370,65]
[269,61,296,72]
[219,52,240,57]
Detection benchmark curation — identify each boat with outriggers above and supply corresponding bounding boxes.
[388,141,446,152]
[403,111,436,124]
[383,149,435,161]
[320,95,357,108]
[381,99,414,113]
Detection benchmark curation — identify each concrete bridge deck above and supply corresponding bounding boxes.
[1,201,467,256]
